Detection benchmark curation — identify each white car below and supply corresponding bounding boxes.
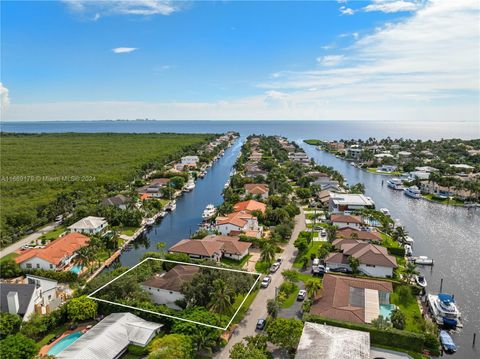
[270,262,281,273]
[297,289,307,301]
[261,276,272,288]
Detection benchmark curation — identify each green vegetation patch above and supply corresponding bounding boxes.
[0,132,212,247]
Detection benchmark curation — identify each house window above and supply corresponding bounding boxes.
[26,263,32,269]
[157,289,159,292]
[50,264,54,269]
[36,264,40,268]
[366,264,375,267]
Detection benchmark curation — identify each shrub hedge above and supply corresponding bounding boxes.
[303,314,439,356]
[387,247,406,256]
[25,269,78,283]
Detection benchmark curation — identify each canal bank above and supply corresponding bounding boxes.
[118,138,243,267]
[301,143,480,359]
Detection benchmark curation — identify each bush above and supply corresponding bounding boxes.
[128,344,148,356]
[387,247,405,256]
[0,333,38,359]
[303,314,437,355]
[0,313,22,339]
[0,259,22,278]
[24,269,77,283]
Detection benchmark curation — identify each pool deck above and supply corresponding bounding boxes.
[39,324,91,356]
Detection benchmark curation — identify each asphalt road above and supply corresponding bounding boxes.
[216,208,306,358]
[0,222,60,259]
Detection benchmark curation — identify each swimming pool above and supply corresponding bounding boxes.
[379,304,396,319]
[48,332,83,356]
[70,265,83,274]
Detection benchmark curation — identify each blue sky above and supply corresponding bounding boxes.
[1,1,479,121]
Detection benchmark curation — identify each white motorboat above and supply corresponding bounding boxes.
[224,179,230,189]
[427,293,461,327]
[413,256,434,266]
[350,162,356,166]
[404,236,414,245]
[158,211,167,218]
[380,208,391,217]
[184,180,195,192]
[145,218,155,226]
[315,146,322,150]
[387,178,404,190]
[415,275,427,288]
[404,244,413,256]
[166,200,176,211]
[404,185,421,199]
[202,204,217,220]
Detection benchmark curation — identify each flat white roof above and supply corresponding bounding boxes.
[330,193,374,206]
[68,216,107,230]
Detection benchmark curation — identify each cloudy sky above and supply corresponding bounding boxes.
[1,0,479,121]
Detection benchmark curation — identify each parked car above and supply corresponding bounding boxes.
[312,264,326,276]
[270,262,280,273]
[328,267,353,274]
[256,318,266,330]
[314,226,322,231]
[320,229,327,236]
[297,289,307,301]
[261,276,271,288]
[275,257,283,264]
[312,258,320,266]
[55,215,64,223]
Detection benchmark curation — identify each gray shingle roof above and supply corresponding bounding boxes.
[0,283,36,316]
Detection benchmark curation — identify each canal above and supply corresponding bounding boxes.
[119,138,243,267]
[301,144,480,359]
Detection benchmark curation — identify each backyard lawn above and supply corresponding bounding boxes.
[39,226,67,241]
[390,285,425,333]
[293,240,325,268]
[221,254,252,268]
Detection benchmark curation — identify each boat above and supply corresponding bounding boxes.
[184,180,195,192]
[166,200,176,211]
[427,293,461,327]
[202,204,217,220]
[415,275,427,288]
[158,211,167,218]
[380,208,391,216]
[403,236,414,245]
[145,218,155,226]
[224,180,230,189]
[387,178,404,190]
[404,185,422,199]
[350,162,356,166]
[404,244,413,256]
[315,146,322,150]
[439,330,457,353]
[413,256,434,266]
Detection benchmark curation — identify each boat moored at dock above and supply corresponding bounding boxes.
[412,255,434,265]
[439,330,457,353]
[202,204,217,220]
[404,185,422,199]
[427,293,462,328]
[387,178,404,190]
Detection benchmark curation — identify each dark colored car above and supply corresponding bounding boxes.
[329,267,353,274]
[256,319,266,330]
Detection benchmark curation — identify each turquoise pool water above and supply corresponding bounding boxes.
[48,332,83,356]
[379,304,395,319]
[70,265,83,274]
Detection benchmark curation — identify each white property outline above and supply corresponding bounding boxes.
[87,257,261,330]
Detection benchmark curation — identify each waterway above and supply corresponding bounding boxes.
[301,144,479,359]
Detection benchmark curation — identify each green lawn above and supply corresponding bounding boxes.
[380,233,400,248]
[390,285,425,333]
[293,241,324,268]
[422,194,465,206]
[37,324,67,348]
[281,284,299,308]
[116,226,140,237]
[231,289,259,325]
[367,168,402,176]
[221,254,252,268]
[39,226,67,242]
[0,252,18,264]
[255,260,271,274]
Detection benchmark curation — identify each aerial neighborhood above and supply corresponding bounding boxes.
[0,133,469,358]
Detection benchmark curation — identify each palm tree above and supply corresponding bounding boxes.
[325,224,337,243]
[208,279,233,315]
[305,279,322,299]
[403,262,419,283]
[348,256,360,274]
[267,299,280,318]
[260,241,276,263]
[392,226,408,245]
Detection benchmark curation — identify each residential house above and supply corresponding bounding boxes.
[374,153,394,161]
[68,216,108,235]
[174,162,196,171]
[326,241,397,277]
[330,214,364,230]
[233,199,267,214]
[397,151,412,158]
[329,193,375,213]
[25,274,62,313]
[329,142,345,151]
[101,194,129,210]
[244,184,269,200]
[296,322,370,359]
[377,165,397,172]
[450,164,475,173]
[312,177,341,191]
[181,156,199,165]
[244,163,268,178]
[310,274,393,324]
[57,312,162,359]
[335,228,383,242]
[0,283,41,321]
[306,171,330,179]
[15,233,90,271]
[169,235,252,261]
[249,151,263,162]
[346,145,362,159]
[141,265,200,310]
[215,212,260,236]
[315,190,331,207]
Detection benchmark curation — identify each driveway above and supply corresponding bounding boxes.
[278,281,305,320]
[0,222,60,259]
[216,208,306,358]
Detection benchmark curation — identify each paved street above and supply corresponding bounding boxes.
[0,222,60,259]
[216,208,306,358]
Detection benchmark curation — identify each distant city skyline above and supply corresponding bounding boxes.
[1,0,479,122]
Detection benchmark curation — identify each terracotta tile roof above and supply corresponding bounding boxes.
[310,274,393,324]
[328,240,397,268]
[244,184,269,195]
[15,233,90,266]
[142,265,200,292]
[336,228,382,242]
[331,214,363,224]
[216,212,256,227]
[233,200,266,214]
[169,239,223,257]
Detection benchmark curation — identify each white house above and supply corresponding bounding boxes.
[346,145,362,159]
[215,212,259,236]
[169,236,252,261]
[141,265,200,310]
[15,233,90,271]
[329,193,375,213]
[68,216,108,235]
[244,184,269,200]
[0,283,41,321]
[181,156,200,165]
[25,274,61,312]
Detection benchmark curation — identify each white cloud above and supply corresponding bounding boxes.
[317,55,345,67]
[0,83,10,112]
[62,0,181,18]
[364,0,421,13]
[112,47,137,54]
[339,6,355,15]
